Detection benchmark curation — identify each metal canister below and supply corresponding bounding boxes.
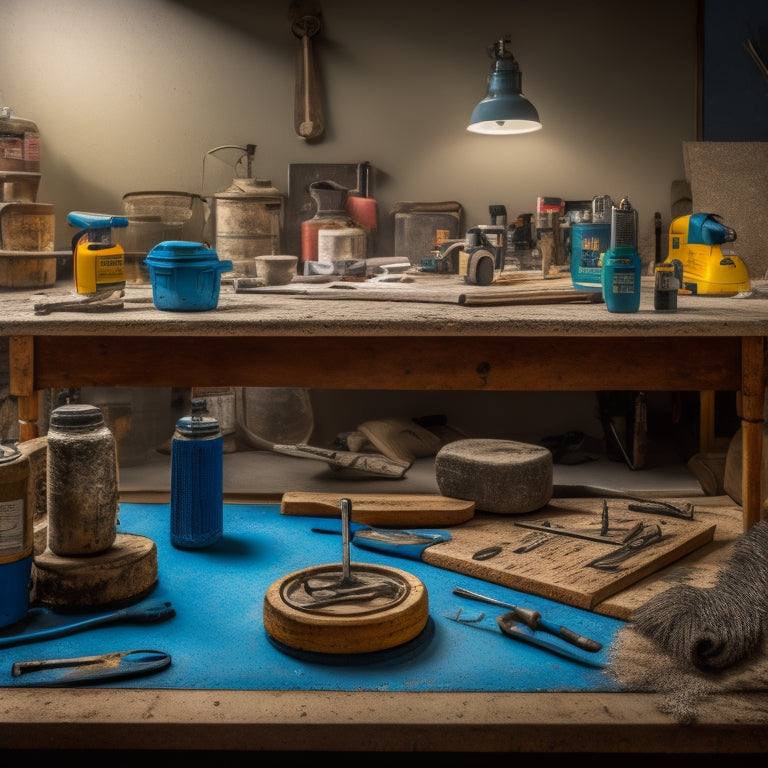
[0,443,32,627]
[654,264,678,312]
[214,178,284,263]
[170,398,223,549]
[46,403,119,557]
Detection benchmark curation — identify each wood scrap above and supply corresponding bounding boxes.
[33,291,125,314]
[459,288,603,306]
[280,491,475,527]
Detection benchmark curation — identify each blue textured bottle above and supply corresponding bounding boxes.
[601,197,642,313]
[170,398,223,549]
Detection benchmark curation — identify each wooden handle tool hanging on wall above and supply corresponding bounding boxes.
[290,2,324,141]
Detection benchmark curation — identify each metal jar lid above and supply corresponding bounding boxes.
[175,398,220,438]
[175,415,221,438]
[0,441,21,464]
[49,403,105,429]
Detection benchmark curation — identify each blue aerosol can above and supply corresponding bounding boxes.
[170,398,223,549]
[601,197,642,313]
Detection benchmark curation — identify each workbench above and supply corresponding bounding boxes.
[1,275,767,756]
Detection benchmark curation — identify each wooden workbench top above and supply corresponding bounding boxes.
[1,275,767,338]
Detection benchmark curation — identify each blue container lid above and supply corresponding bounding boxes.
[145,241,220,266]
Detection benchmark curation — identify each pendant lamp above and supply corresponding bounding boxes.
[467,37,542,135]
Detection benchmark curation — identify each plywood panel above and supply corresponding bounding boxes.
[422,498,715,614]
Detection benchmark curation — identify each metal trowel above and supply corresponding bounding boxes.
[235,417,411,478]
[237,425,412,478]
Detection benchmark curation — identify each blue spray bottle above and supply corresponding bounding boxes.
[601,197,642,313]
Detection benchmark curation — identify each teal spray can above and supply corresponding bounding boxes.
[601,197,641,313]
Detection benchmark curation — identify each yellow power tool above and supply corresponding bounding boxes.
[68,211,128,295]
[664,213,751,295]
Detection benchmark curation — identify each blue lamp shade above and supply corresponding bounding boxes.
[467,39,542,135]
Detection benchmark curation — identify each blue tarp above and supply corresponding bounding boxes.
[0,503,626,691]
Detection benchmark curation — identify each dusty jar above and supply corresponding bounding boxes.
[46,403,119,556]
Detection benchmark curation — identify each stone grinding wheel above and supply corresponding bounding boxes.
[435,438,553,514]
[263,562,429,655]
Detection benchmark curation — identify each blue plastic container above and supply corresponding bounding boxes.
[144,241,233,312]
[0,555,32,627]
[570,223,610,292]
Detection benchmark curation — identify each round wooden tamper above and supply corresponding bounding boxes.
[263,497,429,656]
[263,561,428,655]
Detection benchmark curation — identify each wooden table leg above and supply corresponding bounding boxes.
[740,336,767,530]
[699,389,715,453]
[8,336,39,441]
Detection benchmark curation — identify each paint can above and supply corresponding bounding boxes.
[46,404,119,557]
[0,443,32,627]
[170,398,223,549]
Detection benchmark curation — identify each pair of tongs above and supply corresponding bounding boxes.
[11,649,171,687]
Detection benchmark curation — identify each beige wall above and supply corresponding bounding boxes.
[2,0,697,262]
[0,0,700,445]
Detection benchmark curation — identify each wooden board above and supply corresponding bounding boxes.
[421,498,716,612]
[280,491,475,527]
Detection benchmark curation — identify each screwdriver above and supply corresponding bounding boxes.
[452,587,603,652]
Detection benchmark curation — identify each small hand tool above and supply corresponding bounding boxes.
[452,587,602,652]
[514,520,623,545]
[444,608,606,669]
[11,649,171,687]
[625,497,695,519]
[312,519,451,561]
[0,600,176,650]
[586,524,663,570]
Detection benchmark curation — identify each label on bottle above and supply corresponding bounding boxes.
[609,271,636,294]
[0,498,24,554]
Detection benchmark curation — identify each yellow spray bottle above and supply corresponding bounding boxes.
[67,211,128,295]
